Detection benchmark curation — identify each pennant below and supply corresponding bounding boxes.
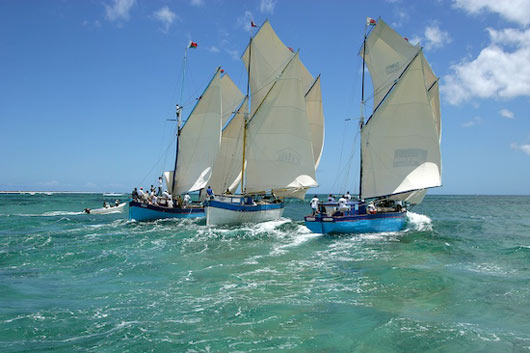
[403,37,409,41]
[188,41,198,49]
[220,69,225,73]
[288,47,294,53]
[366,17,376,26]
[251,21,257,28]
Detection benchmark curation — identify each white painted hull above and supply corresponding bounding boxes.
[206,205,284,226]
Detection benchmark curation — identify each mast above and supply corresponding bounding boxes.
[171,46,188,195]
[241,37,252,194]
[359,22,368,200]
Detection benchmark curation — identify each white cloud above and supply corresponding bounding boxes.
[208,46,220,53]
[510,142,530,155]
[153,6,178,32]
[409,23,451,50]
[462,116,482,127]
[104,0,135,21]
[260,0,276,14]
[237,10,254,33]
[424,23,452,50]
[190,0,204,7]
[442,27,530,105]
[391,10,408,28]
[499,108,515,119]
[453,0,530,26]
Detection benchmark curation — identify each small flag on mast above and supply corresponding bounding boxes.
[188,41,198,48]
[251,21,257,28]
[366,17,376,26]
[288,47,294,53]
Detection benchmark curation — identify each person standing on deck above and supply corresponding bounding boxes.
[345,192,352,201]
[206,186,214,200]
[328,194,335,202]
[183,193,191,208]
[310,195,319,216]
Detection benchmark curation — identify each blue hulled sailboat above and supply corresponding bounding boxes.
[305,18,442,234]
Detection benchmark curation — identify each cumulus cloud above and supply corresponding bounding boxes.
[499,108,514,119]
[424,23,452,50]
[190,0,204,6]
[453,0,530,26]
[462,116,482,127]
[510,142,530,155]
[208,46,220,53]
[442,27,530,105]
[260,0,276,14]
[153,6,178,32]
[104,0,135,21]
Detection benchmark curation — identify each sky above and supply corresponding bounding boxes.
[1,0,529,195]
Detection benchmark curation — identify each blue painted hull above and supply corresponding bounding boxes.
[204,195,284,225]
[128,201,204,221]
[304,211,407,234]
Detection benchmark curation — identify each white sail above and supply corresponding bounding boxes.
[360,54,441,199]
[242,20,294,117]
[361,18,418,109]
[305,75,325,168]
[165,68,223,196]
[220,74,245,127]
[245,53,317,198]
[208,97,248,195]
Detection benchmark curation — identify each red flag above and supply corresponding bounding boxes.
[251,21,257,28]
[188,41,198,49]
[288,47,294,53]
[220,69,225,73]
[366,17,376,26]
[404,37,409,41]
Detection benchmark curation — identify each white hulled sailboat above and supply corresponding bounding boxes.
[305,18,442,234]
[204,20,324,226]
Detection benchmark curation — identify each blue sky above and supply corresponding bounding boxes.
[1,0,529,194]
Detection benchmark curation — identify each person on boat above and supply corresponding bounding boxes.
[132,188,139,201]
[167,196,173,208]
[162,189,170,200]
[183,193,191,207]
[103,201,109,208]
[327,194,335,202]
[157,186,162,197]
[158,176,163,190]
[115,199,119,207]
[225,188,232,195]
[345,191,352,201]
[84,208,91,214]
[206,186,214,200]
[310,195,319,216]
[151,194,158,206]
[367,202,377,214]
[338,195,349,212]
[138,187,145,202]
[150,185,155,194]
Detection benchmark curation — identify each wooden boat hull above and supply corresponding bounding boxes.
[128,201,204,221]
[304,211,407,234]
[204,197,284,226]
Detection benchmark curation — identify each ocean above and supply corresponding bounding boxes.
[0,193,529,352]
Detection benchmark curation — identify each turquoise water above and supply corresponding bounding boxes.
[1,193,529,352]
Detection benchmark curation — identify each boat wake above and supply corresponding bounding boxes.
[14,210,85,217]
[406,211,433,232]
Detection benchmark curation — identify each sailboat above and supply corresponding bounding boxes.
[204,20,324,226]
[304,18,442,234]
[129,66,244,221]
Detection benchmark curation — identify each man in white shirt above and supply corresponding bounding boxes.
[138,187,145,201]
[183,193,191,207]
[345,191,352,201]
[338,195,349,211]
[310,195,319,215]
[327,194,335,202]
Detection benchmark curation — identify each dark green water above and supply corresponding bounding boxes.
[0,193,529,352]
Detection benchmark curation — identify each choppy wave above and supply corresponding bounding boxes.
[14,210,85,217]
[406,211,433,231]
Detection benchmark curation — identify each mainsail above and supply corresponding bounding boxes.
[245,52,318,198]
[164,68,223,196]
[360,20,442,200]
[242,20,324,171]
